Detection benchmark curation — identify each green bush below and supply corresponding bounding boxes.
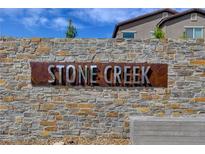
[153,27,165,39]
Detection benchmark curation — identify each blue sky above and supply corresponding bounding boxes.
[0,8,188,38]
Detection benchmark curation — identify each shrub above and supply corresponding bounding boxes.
[153,27,165,39]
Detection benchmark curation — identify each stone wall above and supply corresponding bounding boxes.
[0,38,205,144]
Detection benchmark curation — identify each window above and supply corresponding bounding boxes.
[191,13,197,21]
[162,12,168,18]
[185,27,203,39]
[122,32,135,39]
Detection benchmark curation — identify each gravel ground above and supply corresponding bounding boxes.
[0,137,130,145]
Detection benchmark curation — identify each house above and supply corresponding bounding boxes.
[112,8,205,40]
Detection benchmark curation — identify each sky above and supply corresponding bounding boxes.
[0,8,188,38]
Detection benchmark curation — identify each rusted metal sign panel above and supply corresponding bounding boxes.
[30,62,168,87]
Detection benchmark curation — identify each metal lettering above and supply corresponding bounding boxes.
[78,65,88,85]
[124,66,131,84]
[104,65,112,84]
[90,65,97,85]
[48,64,55,83]
[142,66,150,84]
[133,66,140,84]
[66,65,76,84]
[114,66,122,84]
[56,65,64,85]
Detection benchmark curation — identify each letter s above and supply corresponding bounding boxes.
[48,64,55,83]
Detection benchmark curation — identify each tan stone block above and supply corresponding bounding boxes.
[106,111,118,117]
[36,46,50,54]
[190,59,205,65]
[40,120,56,126]
[3,96,14,102]
[0,105,10,110]
[15,75,30,81]
[113,99,126,105]
[16,54,35,60]
[77,109,97,116]
[0,58,13,63]
[39,103,55,111]
[131,103,140,108]
[56,50,70,56]
[52,96,64,102]
[154,111,165,117]
[78,103,95,109]
[169,103,181,109]
[136,107,150,113]
[66,103,78,109]
[44,126,57,131]
[17,82,28,89]
[15,116,23,124]
[40,130,50,137]
[31,38,41,43]
[0,79,6,86]
[184,109,195,114]
[191,97,205,102]
[172,111,182,117]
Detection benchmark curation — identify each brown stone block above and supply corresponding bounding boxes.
[191,97,205,103]
[56,115,63,120]
[131,103,141,108]
[0,105,10,110]
[184,109,195,114]
[3,96,14,102]
[190,59,205,65]
[124,121,129,128]
[40,120,56,126]
[0,79,6,86]
[169,103,181,109]
[40,130,50,137]
[106,111,118,117]
[31,38,41,43]
[140,93,160,100]
[78,103,95,109]
[45,126,57,131]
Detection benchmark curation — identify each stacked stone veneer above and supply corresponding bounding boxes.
[0,38,205,143]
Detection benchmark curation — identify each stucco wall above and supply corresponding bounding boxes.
[162,13,205,39]
[0,38,205,144]
[116,12,173,39]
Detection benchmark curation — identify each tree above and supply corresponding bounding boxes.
[65,19,77,38]
[153,26,165,39]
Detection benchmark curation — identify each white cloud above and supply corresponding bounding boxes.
[22,16,48,28]
[52,17,67,30]
[69,8,158,24]
[52,17,85,31]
